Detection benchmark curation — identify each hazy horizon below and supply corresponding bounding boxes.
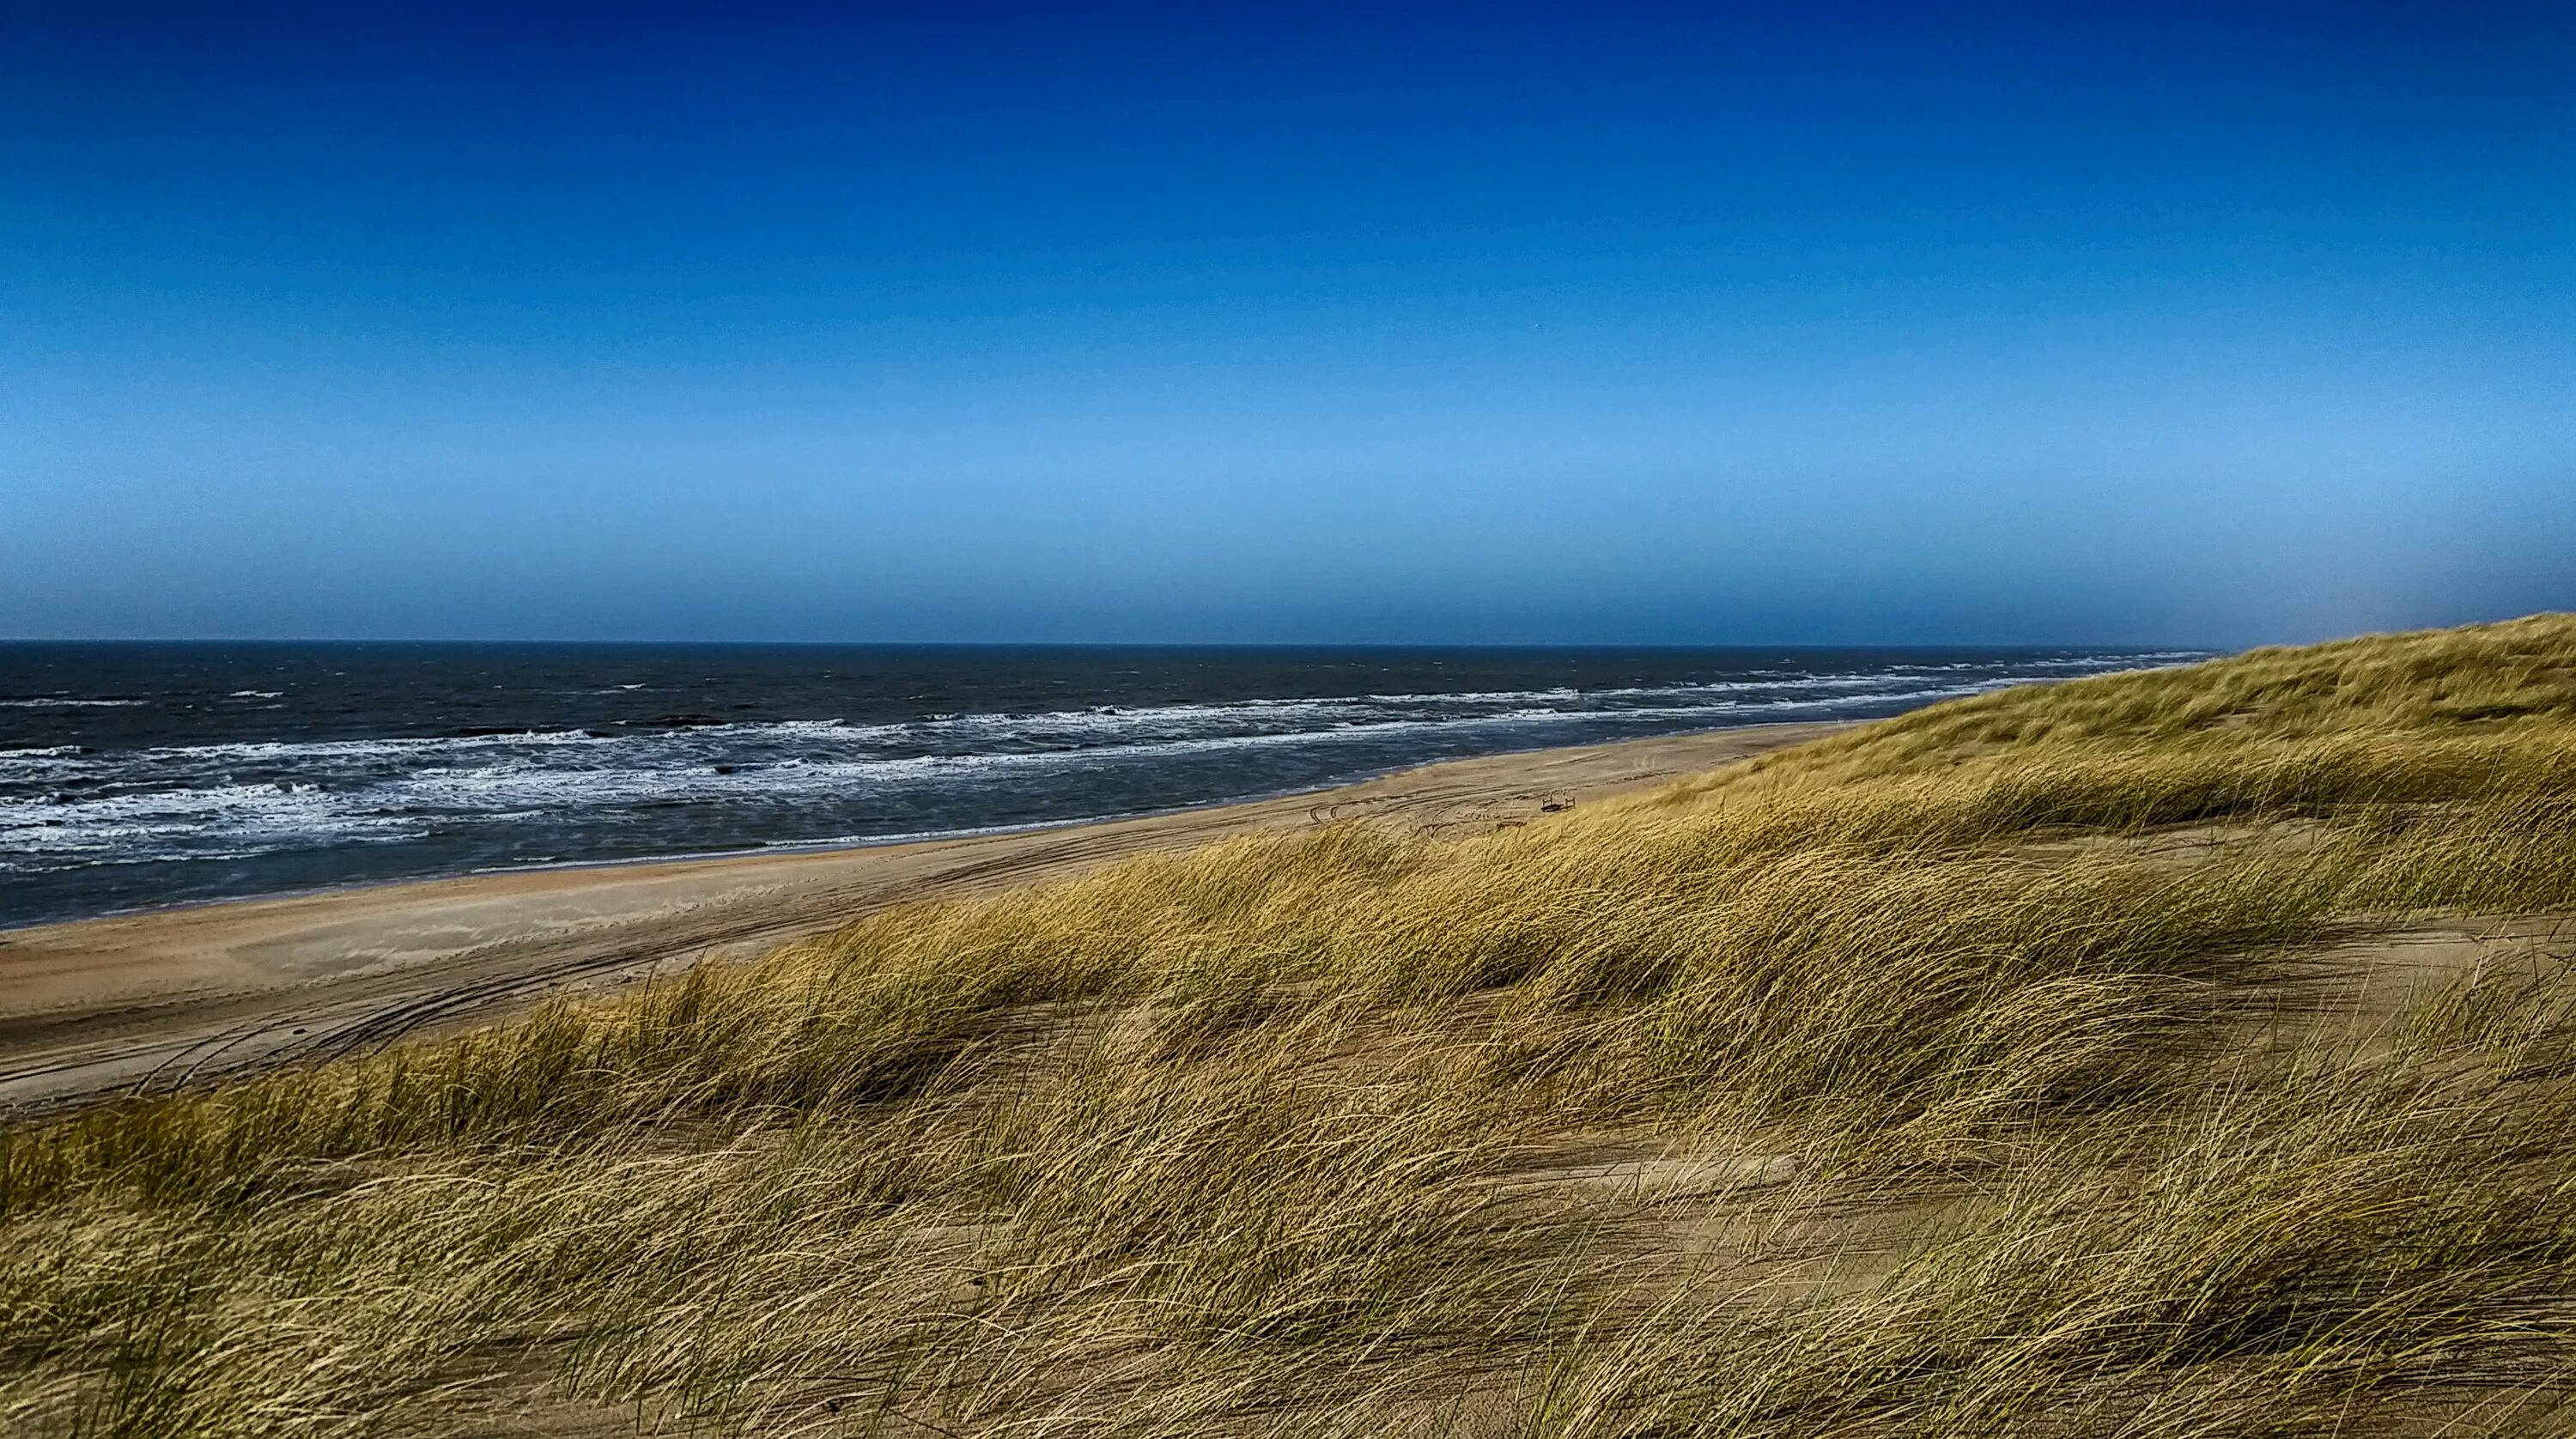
[0,637,2226,653]
[5,3,2569,647]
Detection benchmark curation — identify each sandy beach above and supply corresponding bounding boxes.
[0,722,1837,1114]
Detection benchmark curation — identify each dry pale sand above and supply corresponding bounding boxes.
[0,723,1839,1114]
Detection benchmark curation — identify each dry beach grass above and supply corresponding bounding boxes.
[9,615,2576,1436]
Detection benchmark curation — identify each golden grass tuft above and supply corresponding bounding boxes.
[9,613,2576,1436]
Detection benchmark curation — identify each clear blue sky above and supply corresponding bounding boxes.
[3,2,2569,645]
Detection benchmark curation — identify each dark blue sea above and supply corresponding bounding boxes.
[0,644,2197,929]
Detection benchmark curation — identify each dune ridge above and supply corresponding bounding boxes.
[7,616,2576,1435]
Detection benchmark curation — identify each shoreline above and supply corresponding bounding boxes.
[0,726,1711,938]
[0,721,1844,1114]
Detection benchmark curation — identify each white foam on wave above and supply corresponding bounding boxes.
[0,780,421,868]
[0,697,148,708]
[129,727,618,767]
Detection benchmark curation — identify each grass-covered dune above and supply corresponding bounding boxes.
[9,615,2576,1436]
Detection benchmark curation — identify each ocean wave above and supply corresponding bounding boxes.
[123,727,619,767]
[0,781,422,857]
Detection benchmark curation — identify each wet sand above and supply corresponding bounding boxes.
[0,723,1838,1113]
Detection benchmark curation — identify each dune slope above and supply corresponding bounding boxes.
[8,616,2576,1436]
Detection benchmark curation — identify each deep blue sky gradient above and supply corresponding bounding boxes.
[4,2,2571,644]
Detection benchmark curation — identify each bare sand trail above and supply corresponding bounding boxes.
[0,723,1839,1114]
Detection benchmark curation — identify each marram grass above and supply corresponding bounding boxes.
[8,614,2576,1436]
